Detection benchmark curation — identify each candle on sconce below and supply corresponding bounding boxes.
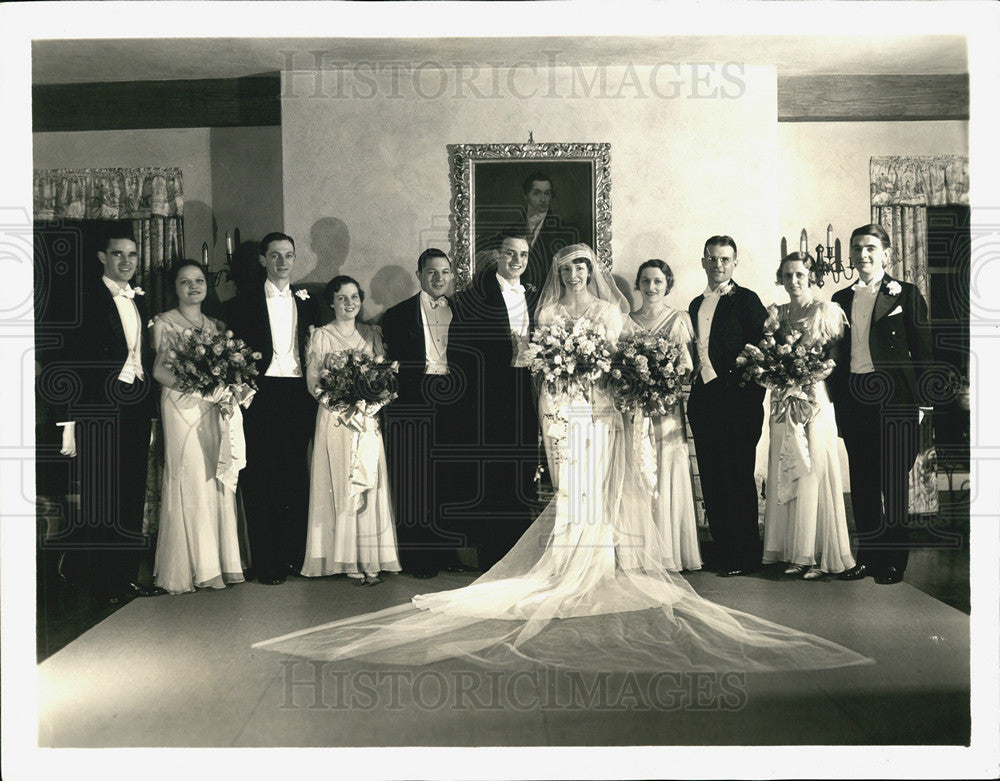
[201,242,209,266]
[827,224,833,248]
[226,232,233,256]
[799,229,808,255]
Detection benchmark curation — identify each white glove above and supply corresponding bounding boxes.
[59,422,77,457]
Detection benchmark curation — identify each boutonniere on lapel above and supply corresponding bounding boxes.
[133,286,145,297]
[295,289,310,301]
[883,280,902,297]
[719,282,735,297]
[524,282,537,293]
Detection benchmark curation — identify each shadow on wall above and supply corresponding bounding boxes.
[368,265,419,323]
[301,217,351,284]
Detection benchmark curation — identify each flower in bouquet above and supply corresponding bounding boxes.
[167,328,262,415]
[313,349,399,427]
[524,315,613,401]
[611,331,691,417]
[735,307,835,425]
[525,316,613,464]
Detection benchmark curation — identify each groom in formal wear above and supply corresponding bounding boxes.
[449,232,541,569]
[687,235,767,577]
[380,248,466,578]
[831,224,932,585]
[49,233,158,604]
[231,232,320,585]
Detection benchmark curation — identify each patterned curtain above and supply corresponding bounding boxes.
[870,155,970,516]
[34,167,184,221]
[133,216,185,316]
[34,167,186,536]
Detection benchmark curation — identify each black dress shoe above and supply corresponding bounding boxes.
[720,568,757,578]
[128,582,168,597]
[126,582,153,597]
[408,570,437,580]
[837,564,868,581]
[874,566,904,585]
[259,575,286,585]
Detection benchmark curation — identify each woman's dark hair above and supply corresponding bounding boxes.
[634,258,674,293]
[324,275,365,307]
[776,251,817,286]
[168,259,208,294]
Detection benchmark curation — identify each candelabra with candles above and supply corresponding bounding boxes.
[202,230,237,289]
[780,225,854,288]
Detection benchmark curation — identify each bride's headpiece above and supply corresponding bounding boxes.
[538,243,630,314]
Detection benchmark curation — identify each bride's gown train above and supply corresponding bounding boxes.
[254,273,870,673]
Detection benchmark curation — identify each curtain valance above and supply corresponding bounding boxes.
[870,156,969,207]
[34,167,184,220]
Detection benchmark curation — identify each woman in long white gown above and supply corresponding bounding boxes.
[628,259,702,572]
[762,253,856,578]
[300,276,400,584]
[254,246,869,673]
[152,260,244,594]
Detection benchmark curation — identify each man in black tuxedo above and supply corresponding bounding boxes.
[50,233,158,604]
[449,232,541,569]
[498,171,581,292]
[687,235,767,577]
[831,224,933,585]
[380,248,465,578]
[230,232,320,585]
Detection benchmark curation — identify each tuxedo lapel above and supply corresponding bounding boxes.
[708,288,735,349]
[96,284,129,355]
[872,276,898,322]
[688,296,704,337]
[840,287,856,324]
[409,295,427,363]
[482,274,513,332]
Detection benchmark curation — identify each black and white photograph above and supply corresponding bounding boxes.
[2,2,998,780]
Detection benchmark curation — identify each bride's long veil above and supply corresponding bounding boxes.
[253,245,870,673]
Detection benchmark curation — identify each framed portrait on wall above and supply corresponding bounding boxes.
[447,142,611,290]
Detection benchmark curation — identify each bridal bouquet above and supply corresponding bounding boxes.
[313,349,399,429]
[167,328,261,416]
[611,332,690,417]
[524,316,614,400]
[735,308,835,425]
[525,316,613,465]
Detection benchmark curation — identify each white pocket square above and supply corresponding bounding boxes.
[888,306,903,316]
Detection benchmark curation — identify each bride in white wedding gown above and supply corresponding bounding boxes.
[253,245,870,672]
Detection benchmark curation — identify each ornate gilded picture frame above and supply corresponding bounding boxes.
[447,142,612,289]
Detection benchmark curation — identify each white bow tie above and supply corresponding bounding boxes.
[852,279,877,292]
[500,280,525,295]
[429,297,450,309]
[116,287,136,299]
[267,287,292,299]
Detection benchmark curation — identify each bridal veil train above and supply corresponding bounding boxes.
[253,245,871,673]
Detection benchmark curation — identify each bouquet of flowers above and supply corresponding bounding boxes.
[524,315,614,400]
[611,331,690,417]
[524,316,614,466]
[167,328,261,415]
[313,349,399,430]
[735,307,835,425]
